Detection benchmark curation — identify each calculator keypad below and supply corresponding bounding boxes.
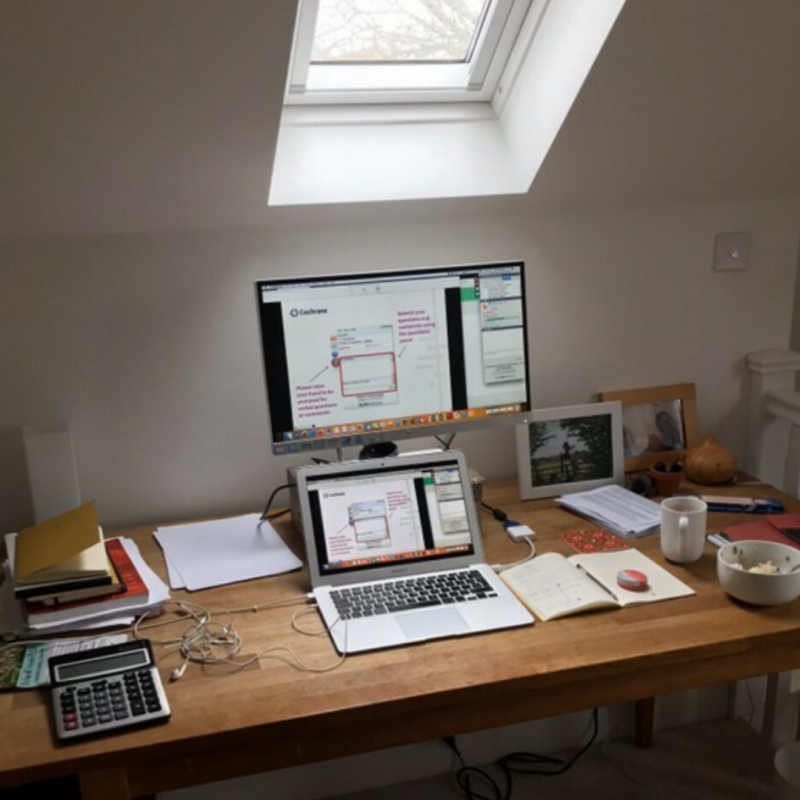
[54,667,170,740]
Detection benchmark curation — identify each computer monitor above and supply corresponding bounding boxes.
[255,260,532,457]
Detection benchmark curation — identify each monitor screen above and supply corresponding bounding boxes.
[255,260,532,456]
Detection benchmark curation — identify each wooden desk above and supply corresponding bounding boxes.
[3,478,800,800]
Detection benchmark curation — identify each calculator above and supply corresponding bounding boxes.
[48,639,171,741]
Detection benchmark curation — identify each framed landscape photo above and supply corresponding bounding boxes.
[598,383,700,473]
[515,402,625,500]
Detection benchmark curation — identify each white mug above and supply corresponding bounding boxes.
[660,496,707,563]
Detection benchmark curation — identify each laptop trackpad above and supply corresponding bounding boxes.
[397,607,470,641]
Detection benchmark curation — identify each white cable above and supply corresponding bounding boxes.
[492,538,536,573]
[133,597,346,680]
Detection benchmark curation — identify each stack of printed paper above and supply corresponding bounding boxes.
[557,485,661,539]
[1,537,170,637]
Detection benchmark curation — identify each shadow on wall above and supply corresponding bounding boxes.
[0,427,34,536]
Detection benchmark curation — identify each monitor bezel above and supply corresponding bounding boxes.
[255,260,532,456]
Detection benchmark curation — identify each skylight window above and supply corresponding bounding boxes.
[311,0,487,62]
[271,0,628,206]
[287,0,534,104]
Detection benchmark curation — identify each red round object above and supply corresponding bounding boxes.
[616,568,649,591]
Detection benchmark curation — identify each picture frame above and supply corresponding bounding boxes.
[597,382,700,473]
[515,401,625,500]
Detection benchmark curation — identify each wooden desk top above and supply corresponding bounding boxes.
[2,477,800,799]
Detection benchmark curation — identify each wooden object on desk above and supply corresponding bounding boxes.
[599,382,700,473]
[2,477,800,800]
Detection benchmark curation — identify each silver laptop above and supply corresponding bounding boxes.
[296,450,534,654]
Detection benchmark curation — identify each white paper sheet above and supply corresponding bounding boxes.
[153,513,303,591]
[163,552,186,589]
[557,485,661,538]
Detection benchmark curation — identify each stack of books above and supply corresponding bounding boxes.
[2,502,170,634]
[10,502,121,605]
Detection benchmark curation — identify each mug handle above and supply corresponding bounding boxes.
[678,515,689,559]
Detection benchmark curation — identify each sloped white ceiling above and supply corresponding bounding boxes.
[0,0,798,236]
[529,0,800,209]
[0,0,295,235]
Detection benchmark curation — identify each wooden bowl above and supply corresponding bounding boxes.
[647,467,684,497]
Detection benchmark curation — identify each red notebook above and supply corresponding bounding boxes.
[24,538,149,625]
[720,514,800,551]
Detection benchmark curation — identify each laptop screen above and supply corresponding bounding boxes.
[304,456,477,577]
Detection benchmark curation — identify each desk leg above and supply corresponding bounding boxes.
[762,673,779,741]
[634,697,655,748]
[79,766,131,800]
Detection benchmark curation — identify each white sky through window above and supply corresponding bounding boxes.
[311,0,489,64]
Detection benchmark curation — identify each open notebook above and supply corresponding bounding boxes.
[296,450,534,654]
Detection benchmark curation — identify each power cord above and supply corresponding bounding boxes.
[445,708,600,800]
[492,538,536,573]
[481,501,508,522]
[260,483,291,521]
[434,433,457,450]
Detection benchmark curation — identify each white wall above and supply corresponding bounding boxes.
[1,196,798,533]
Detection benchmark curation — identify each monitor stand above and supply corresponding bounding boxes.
[358,441,398,460]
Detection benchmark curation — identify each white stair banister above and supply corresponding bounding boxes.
[745,350,800,745]
[746,349,800,496]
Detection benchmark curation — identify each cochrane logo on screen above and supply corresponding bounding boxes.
[290,306,329,318]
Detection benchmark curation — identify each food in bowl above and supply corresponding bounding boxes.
[717,540,800,606]
[730,560,780,575]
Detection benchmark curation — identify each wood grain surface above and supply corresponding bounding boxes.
[2,476,799,800]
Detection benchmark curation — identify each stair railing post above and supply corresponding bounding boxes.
[746,349,800,493]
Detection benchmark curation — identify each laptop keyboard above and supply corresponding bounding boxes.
[329,569,498,620]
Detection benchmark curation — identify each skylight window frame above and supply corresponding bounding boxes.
[285,0,534,106]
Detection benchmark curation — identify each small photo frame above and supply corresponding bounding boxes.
[515,401,625,500]
[597,382,700,473]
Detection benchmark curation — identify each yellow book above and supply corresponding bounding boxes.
[14,502,110,585]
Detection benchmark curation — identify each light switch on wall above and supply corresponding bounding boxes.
[714,231,751,271]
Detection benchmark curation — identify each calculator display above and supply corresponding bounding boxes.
[55,649,149,682]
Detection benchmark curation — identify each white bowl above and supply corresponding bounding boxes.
[717,540,800,606]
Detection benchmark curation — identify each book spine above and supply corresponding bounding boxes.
[25,539,147,620]
[102,539,147,599]
[13,573,111,599]
[26,564,125,606]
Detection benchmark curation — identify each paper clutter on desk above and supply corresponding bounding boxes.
[556,485,661,539]
[153,513,302,591]
[0,536,170,637]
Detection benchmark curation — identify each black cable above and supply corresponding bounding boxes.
[444,736,508,800]
[481,500,508,523]
[499,708,600,778]
[260,483,292,521]
[446,708,600,800]
[434,432,457,450]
